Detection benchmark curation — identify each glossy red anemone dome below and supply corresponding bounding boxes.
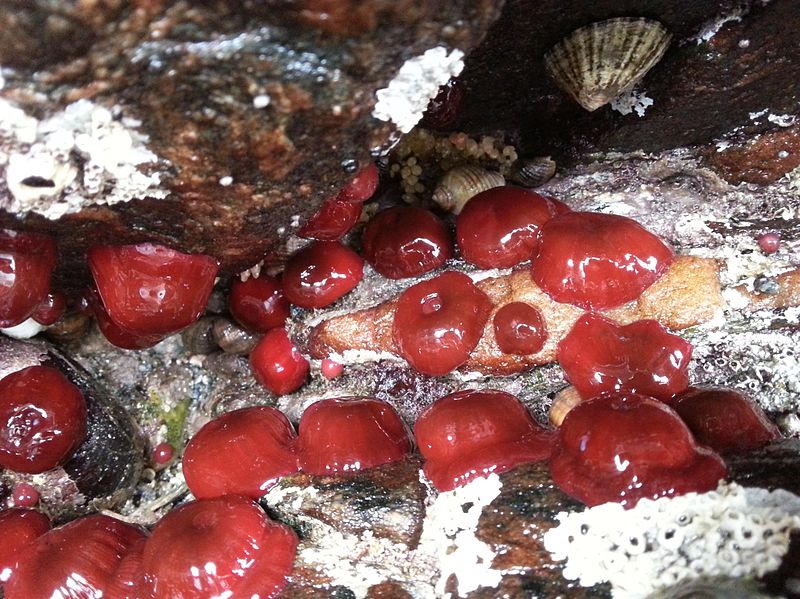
[105,537,146,599]
[362,206,452,279]
[393,271,492,376]
[493,302,548,355]
[531,212,674,310]
[6,514,144,599]
[250,328,309,395]
[0,365,87,474]
[87,243,219,337]
[140,496,297,599]
[183,406,299,499]
[337,163,379,203]
[229,274,290,333]
[283,241,364,308]
[296,397,411,475]
[0,230,57,328]
[672,387,780,455]
[456,186,557,269]
[31,292,66,326]
[0,508,50,586]
[297,198,362,241]
[415,389,554,491]
[85,287,166,349]
[550,393,728,508]
[558,313,692,401]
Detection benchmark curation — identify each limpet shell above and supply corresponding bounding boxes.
[431,165,504,214]
[509,157,557,187]
[544,17,672,112]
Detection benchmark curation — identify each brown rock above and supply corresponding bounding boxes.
[707,125,800,185]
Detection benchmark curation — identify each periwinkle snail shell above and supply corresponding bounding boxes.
[0,336,145,522]
[431,165,505,214]
[212,318,259,355]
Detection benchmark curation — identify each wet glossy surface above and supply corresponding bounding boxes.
[183,407,299,499]
[0,365,87,473]
[393,271,492,376]
[105,537,146,599]
[456,186,556,268]
[88,243,219,337]
[421,78,465,130]
[337,163,379,203]
[320,357,344,379]
[0,230,57,328]
[415,389,554,491]
[7,514,144,599]
[531,212,674,310]
[31,292,66,326]
[85,288,166,349]
[550,393,728,507]
[229,275,290,333]
[297,198,362,240]
[0,508,50,586]
[250,328,309,395]
[672,387,781,455]
[151,442,175,467]
[283,241,364,308]
[362,206,452,279]
[493,301,548,355]
[140,496,297,599]
[296,397,411,476]
[11,483,40,508]
[558,313,692,401]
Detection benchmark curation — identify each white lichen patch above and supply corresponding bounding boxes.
[693,9,746,44]
[0,98,169,219]
[373,47,465,133]
[611,88,654,118]
[417,473,504,597]
[544,482,800,598]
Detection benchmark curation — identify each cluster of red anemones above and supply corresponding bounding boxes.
[0,158,787,598]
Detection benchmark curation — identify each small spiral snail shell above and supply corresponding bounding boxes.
[549,385,583,427]
[180,316,219,355]
[432,165,505,214]
[212,318,259,355]
[509,157,556,188]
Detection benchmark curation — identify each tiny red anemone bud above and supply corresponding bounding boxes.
[337,163,379,203]
[550,393,728,508]
[757,232,781,254]
[558,313,692,402]
[320,358,344,379]
[421,78,465,130]
[362,207,452,279]
[297,198,362,241]
[393,271,492,376]
[85,288,166,349]
[672,387,780,455]
[531,212,674,310]
[250,328,310,395]
[11,483,40,508]
[0,508,50,586]
[296,397,411,475]
[415,389,553,491]
[31,293,66,326]
[0,365,87,474]
[0,230,57,328]
[456,187,557,269]
[183,407,299,499]
[229,274,290,333]
[151,442,174,467]
[283,241,363,308]
[493,302,547,355]
[87,243,219,337]
[7,514,144,599]
[140,496,297,599]
[105,537,146,599]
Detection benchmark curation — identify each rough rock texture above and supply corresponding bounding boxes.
[457,0,800,166]
[0,0,501,292]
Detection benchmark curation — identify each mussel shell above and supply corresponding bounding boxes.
[544,17,672,112]
[0,337,145,521]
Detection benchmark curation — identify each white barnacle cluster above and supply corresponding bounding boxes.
[543,482,800,598]
[0,98,169,219]
[372,46,465,134]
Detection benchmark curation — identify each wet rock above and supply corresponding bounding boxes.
[706,125,800,185]
[0,1,501,293]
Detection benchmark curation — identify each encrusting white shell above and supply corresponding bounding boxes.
[544,17,672,112]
